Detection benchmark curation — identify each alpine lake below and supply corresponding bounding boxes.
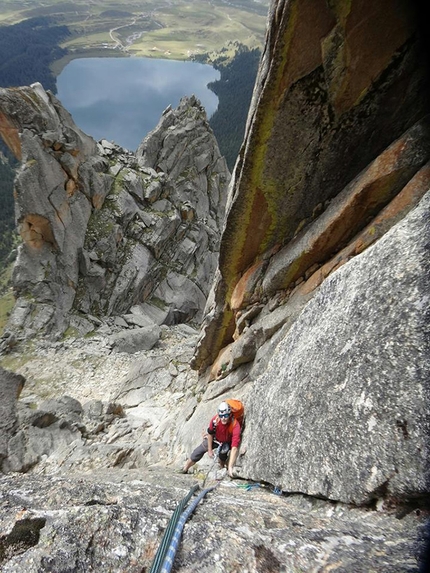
[56,57,220,152]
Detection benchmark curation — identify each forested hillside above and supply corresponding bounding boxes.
[0,154,17,264]
[0,17,69,92]
[205,46,261,170]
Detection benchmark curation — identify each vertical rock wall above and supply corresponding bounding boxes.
[242,190,430,504]
[193,0,430,372]
[186,0,430,505]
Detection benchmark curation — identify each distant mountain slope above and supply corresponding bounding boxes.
[207,46,261,171]
[0,16,69,93]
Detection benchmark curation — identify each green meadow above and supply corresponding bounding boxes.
[0,0,269,65]
[0,264,14,333]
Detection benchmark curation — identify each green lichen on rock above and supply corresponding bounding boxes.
[85,192,118,254]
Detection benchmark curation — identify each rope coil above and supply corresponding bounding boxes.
[149,482,219,573]
[149,484,199,573]
[159,484,219,573]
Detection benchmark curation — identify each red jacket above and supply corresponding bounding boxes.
[208,415,241,448]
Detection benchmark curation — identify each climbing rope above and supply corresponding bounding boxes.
[159,483,219,573]
[149,458,222,573]
[149,448,275,573]
[149,484,199,573]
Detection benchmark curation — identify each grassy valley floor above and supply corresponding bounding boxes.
[0,0,269,64]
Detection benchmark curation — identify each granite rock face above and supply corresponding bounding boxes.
[1,471,427,573]
[0,322,429,571]
[193,0,430,371]
[0,87,229,338]
[183,0,430,507]
[171,0,430,504]
[0,367,25,467]
[241,191,430,504]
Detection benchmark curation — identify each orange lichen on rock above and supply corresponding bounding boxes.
[299,162,430,296]
[0,112,21,160]
[209,343,234,381]
[66,179,77,197]
[19,214,57,250]
[231,260,264,312]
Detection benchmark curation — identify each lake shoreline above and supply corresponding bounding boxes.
[56,56,220,150]
[50,47,202,78]
[50,49,129,77]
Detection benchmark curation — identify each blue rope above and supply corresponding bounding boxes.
[235,482,260,491]
[159,484,219,573]
[149,484,199,573]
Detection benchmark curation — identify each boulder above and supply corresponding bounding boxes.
[1,389,132,474]
[3,424,83,473]
[109,326,161,354]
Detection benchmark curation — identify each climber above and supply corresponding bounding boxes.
[180,402,241,477]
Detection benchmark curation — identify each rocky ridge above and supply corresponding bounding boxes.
[0,85,229,344]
